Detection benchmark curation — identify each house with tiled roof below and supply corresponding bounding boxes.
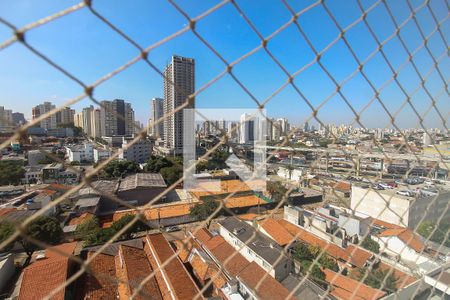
[18,242,77,300]
[77,234,201,300]
[373,227,440,272]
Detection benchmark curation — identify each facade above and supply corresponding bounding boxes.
[239,113,255,144]
[93,147,111,163]
[151,97,164,138]
[218,217,292,281]
[56,106,75,126]
[12,112,26,126]
[118,136,153,163]
[32,101,57,130]
[65,143,94,162]
[0,106,14,132]
[351,184,450,229]
[100,99,135,137]
[163,55,195,154]
[90,108,101,138]
[27,150,46,166]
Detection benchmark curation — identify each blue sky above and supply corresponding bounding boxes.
[0,0,449,129]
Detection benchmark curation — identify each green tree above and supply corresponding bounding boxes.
[0,160,25,185]
[85,228,115,246]
[196,160,209,173]
[103,160,140,179]
[189,199,219,227]
[111,214,149,239]
[75,217,100,240]
[144,155,173,173]
[361,236,380,254]
[364,268,398,293]
[318,254,339,272]
[293,242,314,261]
[266,181,288,202]
[20,216,63,259]
[0,221,16,252]
[160,164,183,185]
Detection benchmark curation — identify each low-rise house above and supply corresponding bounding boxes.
[65,143,94,163]
[218,217,292,281]
[373,228,440,273]
[117,173,167,206]
[17,242,77,300]
[22,165,43,184]
[77,234,200,299]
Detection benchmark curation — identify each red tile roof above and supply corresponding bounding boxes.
[68,212,94,226]
[278,219,372,268]
[19,242,77,300]
[145,234,201,299]
[378,228,425,252]
[258,218,295,246]
[237,262,296,300]
[192,228,213,245]
[324,269,386,300]
[83,252,118,299]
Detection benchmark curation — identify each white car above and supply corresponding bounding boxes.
[396,190,412,197]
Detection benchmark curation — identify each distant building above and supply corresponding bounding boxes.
[100,99,135,137]
[56,106,75,126]
[90,108,102,138]
[93,147,111,163]
[32,101,57,130]
[27,150,46,166]
[42,163,79,184]
[163,55,195,155]
[118,136,153,163]
[65,143,94,163]
[0,106,14,133]
[12,112,26,126]
[239,113,255,144]
[150,97,164,138]
[351,184,450,229]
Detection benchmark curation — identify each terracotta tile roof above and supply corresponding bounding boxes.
[69,212,94,226]
[205,236,250,277]
[378,228,425,252]
[224,195,268,208]
[189,179,266,199]
[19,242,77,300]
[371,218,404,229]
[175,239,194,263]
[238,213,261,221]
[116,245,162,300]
[324,269,386,300]
[190,254,210,281]
[145,234,201,300]
[192,228,213,244]
[258,218,295,246]
[40,189,57,196]
[207,266,227,289]
[331,181,351,192]
[204,235,226,251]
[83,252,118,299]
[0,207,15,218]
[237,262,296,300]
[47,183,72,191]
[277,219,372,268]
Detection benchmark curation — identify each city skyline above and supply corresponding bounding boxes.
[1,0,448,129]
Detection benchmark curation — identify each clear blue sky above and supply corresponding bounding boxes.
[0,0,449,129]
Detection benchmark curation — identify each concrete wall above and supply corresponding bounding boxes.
[0,254,15,292]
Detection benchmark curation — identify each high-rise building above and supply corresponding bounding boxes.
[303,121,309,132]
[163,55,195,154]
[56,107,75,126]
[90,108,101,138]
[151,97,164,138]
[277,118,290,136]
[32,102,57,130]
[82,106,94,137]
[100,99,135,137]
[0,106,14,133]
[12,112,26,126]
[239,113,255,144]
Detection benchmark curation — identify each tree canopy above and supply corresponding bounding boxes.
[190,199,219,227]
[102,160,140,179]
[361,236,380,254]
[267,181,288,202]
[20,216,63,258]
[0,221,16,252]
[0,160,25,185]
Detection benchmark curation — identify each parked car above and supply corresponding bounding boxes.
[166,226,181,232]
[396,190,413,197]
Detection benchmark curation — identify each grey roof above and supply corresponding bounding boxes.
[0,209,35,222]
[118,173,167,192]
[63,225,77,233]
[218,217,289,266]
[25,165,44,172]
[78,180,119,197]
[75,196,100,208]
[83,238,143,256]
[281,274,332,300]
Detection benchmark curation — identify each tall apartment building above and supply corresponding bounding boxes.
[100,99,135,137]
[0,106,14,133]
[151,97,164,138]
[239,113,255,144]
[56,107,75,126]
[12,112,26,126]
[90,108,101,138]
[32,102,57,130]
[163,55,195,155]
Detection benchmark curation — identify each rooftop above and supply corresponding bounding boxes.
[219,217,289,266]
[377,228,425,252]
[75,196,100,208]
[118,173,167,192]
[189,179,266,199]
